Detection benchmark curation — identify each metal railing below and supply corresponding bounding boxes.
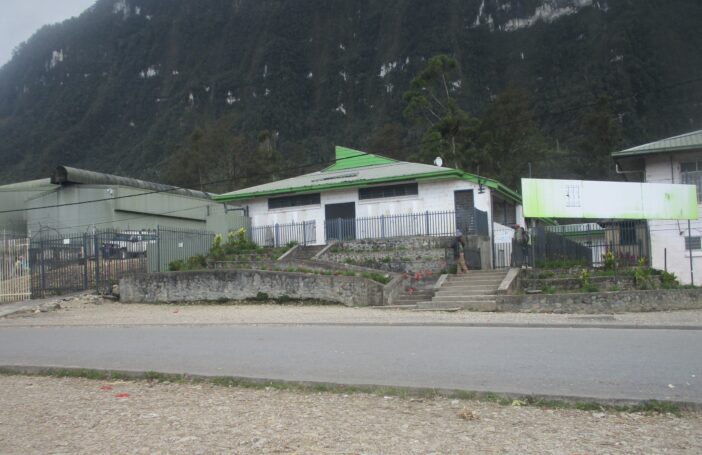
[0,234,30,303]
[28,226,215,298]
[324,209,489,242]
[250,220,316,247]
[532,222,649,268]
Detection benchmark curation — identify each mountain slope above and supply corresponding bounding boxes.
[0,0,701,188]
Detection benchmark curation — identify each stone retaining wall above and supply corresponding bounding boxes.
[120,270,401,307]
[495,289,702,314]
[321,235,491,272]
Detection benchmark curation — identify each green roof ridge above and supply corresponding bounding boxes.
[323,146,397,171]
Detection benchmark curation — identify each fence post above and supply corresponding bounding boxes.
[381,215,385,239]
[93,232,100,292]
[157,225,162,273]
[337,218,341,241]
[274,223,280,248]
[425,211,430,236]
[82,233,88,290]
[40,238,46,298]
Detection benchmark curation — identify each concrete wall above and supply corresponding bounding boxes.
[495,289,702,314]
[120,269,399,306]
[645,151,702,284]
[239,180,503,245]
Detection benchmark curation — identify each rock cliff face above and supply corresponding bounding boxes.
[0,0,700,185]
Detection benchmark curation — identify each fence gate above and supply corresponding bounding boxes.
[0,235,30,303]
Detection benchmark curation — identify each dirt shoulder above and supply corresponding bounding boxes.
[1,293,701,328]
[0,375,698,454]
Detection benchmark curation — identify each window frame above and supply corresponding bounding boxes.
[268,193,321,210]
[358,182,419,201]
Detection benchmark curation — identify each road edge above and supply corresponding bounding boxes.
[0,365,698,413]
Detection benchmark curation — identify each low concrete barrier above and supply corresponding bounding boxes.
[120,269,399,307]
[495,288,702,314]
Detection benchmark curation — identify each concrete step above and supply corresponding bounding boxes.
[446,274,507,281]
[435,290,497,297]
[438,284,499,291]
[443,278,505,285]
[431,295,497,302]
[418,300,497,310]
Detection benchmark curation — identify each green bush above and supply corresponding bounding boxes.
[255,292,269,301]
[660,271,679,289]
[168,260,185,271]
[634,259,654,290]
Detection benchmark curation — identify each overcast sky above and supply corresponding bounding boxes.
[0,0,96,66]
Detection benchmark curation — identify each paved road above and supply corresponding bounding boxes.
[0,325,699,403]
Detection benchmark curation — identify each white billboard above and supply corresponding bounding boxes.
[522,178,698,220]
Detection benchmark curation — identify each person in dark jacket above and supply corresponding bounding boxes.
[452,230,469,274]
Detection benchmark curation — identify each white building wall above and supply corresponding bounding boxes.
[645,151,702,284]
[242,179,500,245]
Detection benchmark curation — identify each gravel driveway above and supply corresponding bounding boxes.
[0,375,699,454]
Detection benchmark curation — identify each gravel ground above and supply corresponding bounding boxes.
[0,293,701,327]
[0,375,699,454]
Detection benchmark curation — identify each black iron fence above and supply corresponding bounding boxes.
[250,220,316,247]
[29,226,214,298]
[325,209,489,242]
[530,222,649,268]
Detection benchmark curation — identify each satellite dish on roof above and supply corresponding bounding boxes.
[433,157,443,167]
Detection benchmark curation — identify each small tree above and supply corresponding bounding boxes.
[403,55,477,168]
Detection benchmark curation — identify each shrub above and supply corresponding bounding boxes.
[602,250,616,271]
[186,255,207,270]
[168,260,185,271]
[634,258,654,290]
[255,292,269,301]
[660,271,679,289]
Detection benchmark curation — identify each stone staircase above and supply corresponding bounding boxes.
[417,269,509,310]
[393,288,437,307]
[283,245,327,261]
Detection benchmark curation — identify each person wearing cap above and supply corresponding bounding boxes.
[451,229,469,274]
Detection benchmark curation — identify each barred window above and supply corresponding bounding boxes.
[685,236,701,251]
[268,193,321,210]
[359,183,418,200]
[681,161,702,202]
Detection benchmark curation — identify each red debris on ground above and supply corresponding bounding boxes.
[114,393,129,399]
[99,385,113,391]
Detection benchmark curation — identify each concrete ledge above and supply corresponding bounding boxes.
[494,288,702,314]
[497,268,520,295]
[433,274,449,290]
[311,241,337,260]
[276,244,299,261]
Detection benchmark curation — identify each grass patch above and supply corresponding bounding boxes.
[0,367,686,416]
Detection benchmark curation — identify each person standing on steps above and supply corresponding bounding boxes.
[452,230,469,275]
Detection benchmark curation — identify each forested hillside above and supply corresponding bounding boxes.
[1,0,701,192]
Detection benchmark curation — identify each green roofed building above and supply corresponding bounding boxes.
[214,146,525,249]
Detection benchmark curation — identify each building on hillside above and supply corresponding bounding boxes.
[214,146,526,267]
[0,165,226,237]
[612,129,702,283]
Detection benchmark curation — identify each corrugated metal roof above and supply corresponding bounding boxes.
[0,178,56,192]
[612,130,702,157]
[52,166,214,199]
[214,146,523,203]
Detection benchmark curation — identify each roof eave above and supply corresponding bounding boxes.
[213,170,461,202]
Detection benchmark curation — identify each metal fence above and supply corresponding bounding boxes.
[148,226,215,273]
[533,222,649,268]
[324,209,489,242]
[250,220,316,247]
[0,233,30,303]
[28,226,215,298]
